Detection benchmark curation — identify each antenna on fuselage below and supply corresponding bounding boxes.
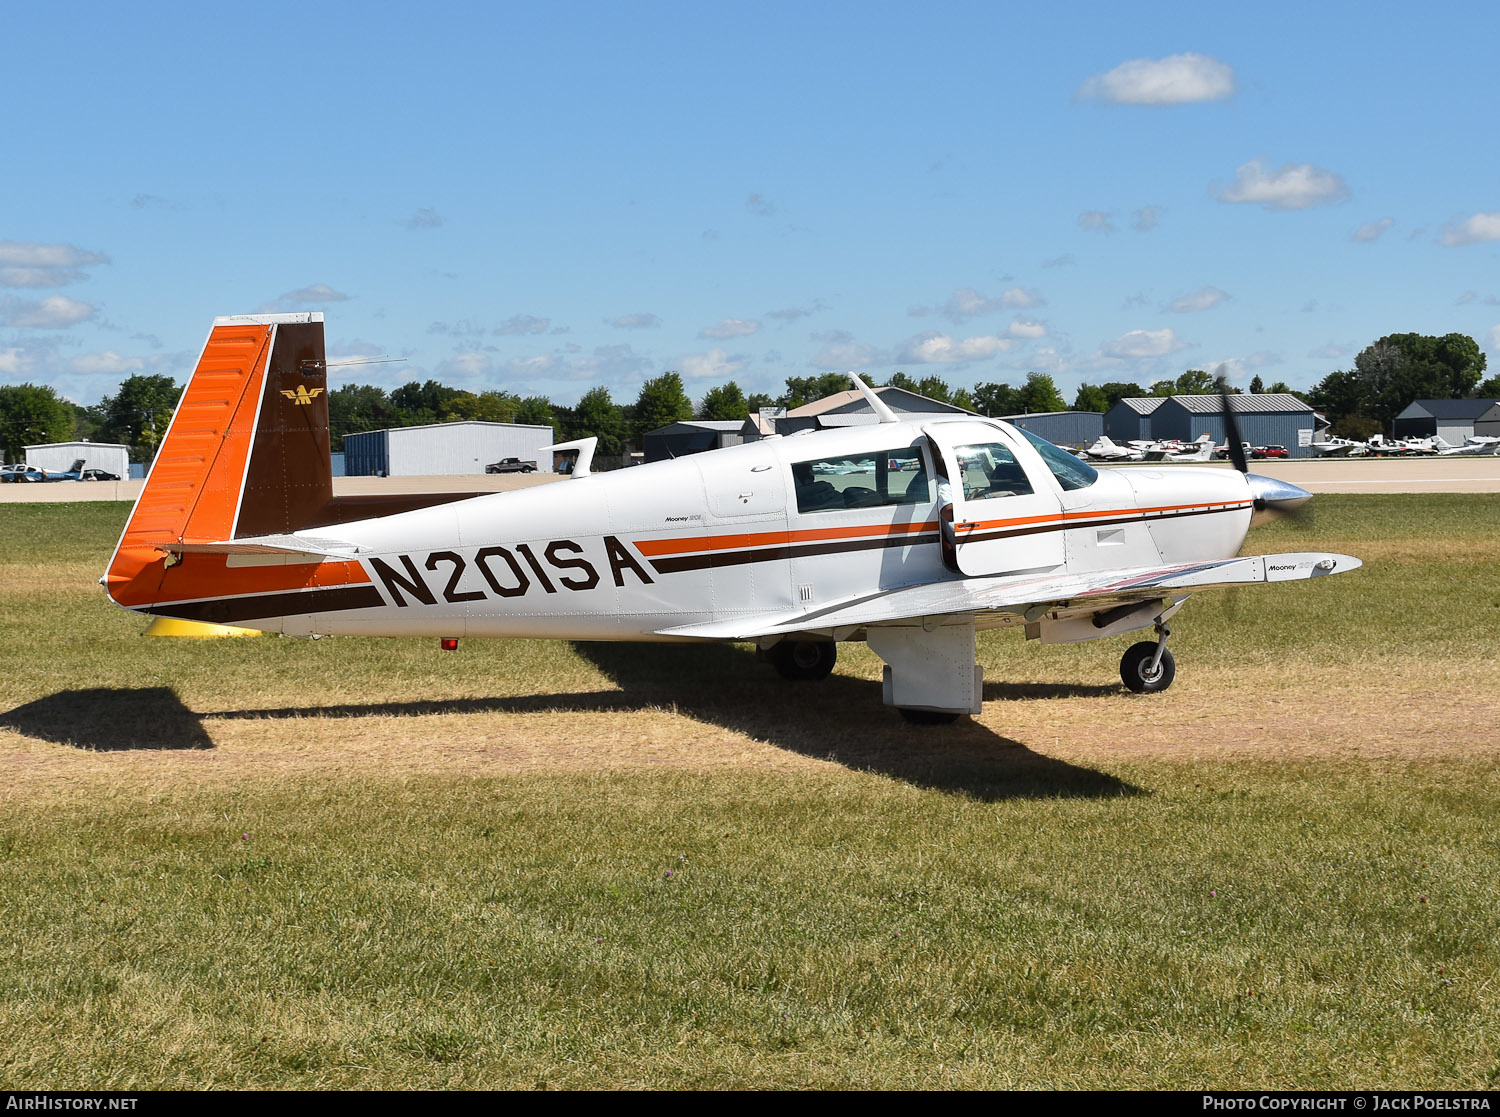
[850,372,899,424]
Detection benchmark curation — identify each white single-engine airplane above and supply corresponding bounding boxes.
[102,314,1361,723]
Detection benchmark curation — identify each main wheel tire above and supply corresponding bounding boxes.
[898,708,961,726]
[768,640,837,681]
[1120,641,1175,693]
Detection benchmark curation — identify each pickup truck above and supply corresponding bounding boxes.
[485,457,538,474]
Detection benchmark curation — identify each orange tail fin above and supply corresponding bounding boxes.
[103,313,338,613]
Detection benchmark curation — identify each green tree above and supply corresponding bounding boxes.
[1072,384,1110,413]
[390,379,462,426]
[328,384,395,452]
[1308,369,1365,430]
[1148,380,1177,397]
[1174,369,1217,395]
[0,384,75,462]
[884,372,920,394]
[513,396,559,438]
[1097,382,1145,409]
[1017,372,1066,414]
[632,373,693,438]
[950,387,975,412]
[568,386,625,456]
[698,381,748,421]
[1262,381,1307,402]
[1249,374,1265,394]
[781,373,855,409]
[745,392,777,412]
[971,382,1021,416]
[94,373,181,461]
[1475,374,1500,398]
[441,389,520,423]
[915,375,952,404]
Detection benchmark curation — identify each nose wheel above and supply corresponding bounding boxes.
[1120,621,1175,693]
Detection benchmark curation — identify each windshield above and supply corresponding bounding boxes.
[1017,428,1098,491]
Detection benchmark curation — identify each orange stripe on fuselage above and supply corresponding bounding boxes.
[635,520,941,558]
[954,500,1251,535]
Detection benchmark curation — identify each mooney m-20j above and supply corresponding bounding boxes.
[103,314,1360,723]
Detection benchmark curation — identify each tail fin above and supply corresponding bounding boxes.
[103,312,489,624]
[104,313,335,613]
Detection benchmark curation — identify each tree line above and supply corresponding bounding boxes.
[2,330,1491,463]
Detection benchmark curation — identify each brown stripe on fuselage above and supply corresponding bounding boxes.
[956,502,1251,546]
[648,531,941,574]
[142,584,386,624]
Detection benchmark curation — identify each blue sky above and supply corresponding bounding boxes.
[4,0,1498,408]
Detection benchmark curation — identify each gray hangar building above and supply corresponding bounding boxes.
[343,421,557,476]
[995,410,1103,449]
[1392,399,1500,443]
[1111,394,1318,457]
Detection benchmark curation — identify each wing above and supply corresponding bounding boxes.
[656,551,1361,640]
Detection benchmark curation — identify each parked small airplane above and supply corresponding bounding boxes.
[1076,435,1142,462]
[101,314,1361,723]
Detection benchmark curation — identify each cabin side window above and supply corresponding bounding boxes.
[792,447,930,513]
[950,442,1035,501]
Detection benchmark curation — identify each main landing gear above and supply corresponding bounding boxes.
[1120,620,1175,694]
[768,640,837,682]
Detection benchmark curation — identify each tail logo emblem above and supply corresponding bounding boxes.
[281,385,325,405]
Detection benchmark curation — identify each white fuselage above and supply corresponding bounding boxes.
[242,417,1255,642]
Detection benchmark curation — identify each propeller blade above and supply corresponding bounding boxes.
[1221,390,1249,474]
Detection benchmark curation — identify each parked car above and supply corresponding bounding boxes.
[1251,445,1289,460]
[80,468,121,481]
[485,458,538,474]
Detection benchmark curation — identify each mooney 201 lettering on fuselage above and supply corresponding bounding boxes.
[102,313,1360,723]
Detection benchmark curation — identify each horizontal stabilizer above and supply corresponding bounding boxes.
[655,551,1362,641]
[161,533,364,558]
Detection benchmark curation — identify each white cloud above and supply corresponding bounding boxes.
[1079,210,1115,234]
[699,318,761,339]
[1078,52,1235,105]
[1165,286,1230,313]
[1440,213,1500,246]
[1,267,88,288]
[0,241,109,289]
[1000,287,1044,309]
[1206,352,1282,383]
[1102,328,1187,358]
[406,208,443,229]
[1308,342,1348,359]
[810,340,879,370]
[911,287,1045,322]
[767,304,821,321]
[1488,325,1500,352]
[258,284,350,313]
[746,193,776,217]
[70,350,145,375]
[494,314,551,335]
[1040,254,1074,269]
[0,347,37,375]
[680,347,745,379]
[0,241,109,269]
[1008,319,1047,339]
[1353,217,1395,242]
[898,331,1012,364]
[435,351,494,380]
[0,294,97,328]
[610,312,660,329]
[1217,159,1350,211]
[1133,205,1161,232]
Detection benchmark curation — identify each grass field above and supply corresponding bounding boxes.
[1,497,1498,1089]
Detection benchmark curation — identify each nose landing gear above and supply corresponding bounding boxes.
[1120,619,1175,693]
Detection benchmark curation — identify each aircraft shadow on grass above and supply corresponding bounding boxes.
[205,642,1139,803]
[0,687,214,751]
